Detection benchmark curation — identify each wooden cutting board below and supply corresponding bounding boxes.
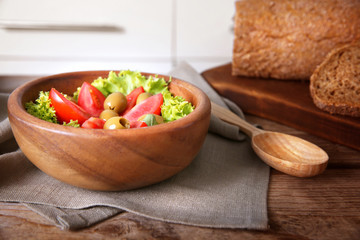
[202,63,360,151]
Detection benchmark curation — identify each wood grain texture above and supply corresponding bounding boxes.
[202,63,360,151]
[7,71,211,191]
[1,115,359,240]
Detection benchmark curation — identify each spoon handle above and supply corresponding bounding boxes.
[211,102,263,137]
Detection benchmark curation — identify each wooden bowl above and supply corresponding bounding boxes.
[7,71,211,191]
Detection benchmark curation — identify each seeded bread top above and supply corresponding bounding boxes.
[310,43,360,117]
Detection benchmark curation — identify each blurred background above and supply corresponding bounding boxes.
[0,0,235,91]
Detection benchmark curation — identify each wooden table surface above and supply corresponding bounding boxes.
[1,114,359,240]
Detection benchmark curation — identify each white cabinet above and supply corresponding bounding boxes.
[0,0,173,75]
[0,0,235,77]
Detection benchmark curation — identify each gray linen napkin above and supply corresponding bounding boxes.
[0,62,270,230]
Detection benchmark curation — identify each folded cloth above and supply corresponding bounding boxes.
[0,62,270,230]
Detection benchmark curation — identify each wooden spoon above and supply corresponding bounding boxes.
[211,102,328,177]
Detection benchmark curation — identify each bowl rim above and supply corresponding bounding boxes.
[8,70,211,136]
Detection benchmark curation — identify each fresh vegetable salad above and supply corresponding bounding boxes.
[25,71,194,129]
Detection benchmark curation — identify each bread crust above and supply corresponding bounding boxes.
[232,0,360,80]
[309,43,360,117]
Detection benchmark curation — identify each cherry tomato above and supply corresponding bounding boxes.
[130,121,148,128]
[78,82,105,117]
[49,88,91,124]
[123,93,163,121]
[81,117,105,129]
[121,86,145,115]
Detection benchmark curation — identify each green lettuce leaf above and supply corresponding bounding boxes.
[142,75,168,95]
[62,119,80,127]
[25,91,58,124]
[161,91,194,122]
[91,70,147,96]
[72,87,81,102]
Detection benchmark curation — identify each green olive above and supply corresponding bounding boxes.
[136,92,153,105]
[99,109,118,121]
[103,116,130,130]
[104,92,127,113]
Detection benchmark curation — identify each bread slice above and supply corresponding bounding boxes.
[310,43,360,117]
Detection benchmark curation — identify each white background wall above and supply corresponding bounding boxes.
[0,0,235,85]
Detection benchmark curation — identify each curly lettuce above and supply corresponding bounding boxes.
[161,91,194,122]
[25,91,57,124]
[91,70,194,122]
[63,119,80,128]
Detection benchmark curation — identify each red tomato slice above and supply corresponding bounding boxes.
[78,82,105,117]
[123,93,163,121]
[81,117,105,129]
[49,88,91,124]
[121,86,145,115]
[130,121,148,128]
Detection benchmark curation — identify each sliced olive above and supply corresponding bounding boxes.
[138,114,164,126]
[104,92,127,113]
[99,109,118,121]
[103,116,130,130]
[136,92,153,105]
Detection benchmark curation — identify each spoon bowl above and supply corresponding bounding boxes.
[211,102,328,177]
[252,132,328,177]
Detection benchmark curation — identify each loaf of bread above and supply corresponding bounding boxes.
[310,43,360,117]
[232,0,360,80]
